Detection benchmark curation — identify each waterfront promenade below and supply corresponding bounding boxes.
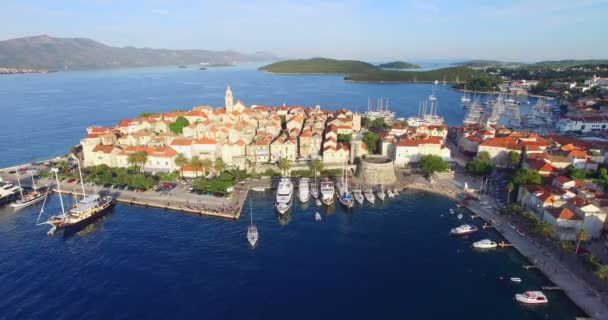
[425,174,608,320]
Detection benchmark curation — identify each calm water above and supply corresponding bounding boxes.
[0,191,584,319]
[0,66,578,320]
[0,64,533,168]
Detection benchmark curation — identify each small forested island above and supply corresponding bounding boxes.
[259,58,378,74]
[377,61,421,69]
[260,58,487,83]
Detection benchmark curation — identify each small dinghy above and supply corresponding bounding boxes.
[510,277,522,283]
[449,208,455,214]
[315,212,322,221]
[316,199,322,206]
[457,213,463,220]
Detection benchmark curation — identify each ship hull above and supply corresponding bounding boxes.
[55,201,116,234]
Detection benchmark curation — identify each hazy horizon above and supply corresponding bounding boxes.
[2,0,608,62]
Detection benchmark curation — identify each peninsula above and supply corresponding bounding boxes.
[260,58,487,83]
[377,61,420,69]
[0,35,277,70]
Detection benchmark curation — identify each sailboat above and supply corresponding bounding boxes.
[337,161,354,208]
[363,185,375,204]
[461,84,471,106]
[310,169,319,199]
[10,170,50,208]
[247,199,259,247]
[376,176,386,201]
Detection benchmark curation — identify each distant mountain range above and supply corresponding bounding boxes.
[0,35,277,70]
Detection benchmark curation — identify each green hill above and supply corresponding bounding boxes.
[344,66,488,83]
[377,61,420,69]
[259,58,379,74]
[454,60,526,68]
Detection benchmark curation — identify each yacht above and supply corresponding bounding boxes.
[320,179,335,205]
[515,291,548,304]
[0,179,21,205]
[352,187,364,205]
[337,162,354,208]
[275,178,293,215]
[298,178,310,203]
[10,171,49,208]
[450,224,479,235]
[376,186,386,201]
[363,188,375,204]
[473,239,497,249]
[247,199,258,247]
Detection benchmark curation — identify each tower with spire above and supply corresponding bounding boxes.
[225,86,234,112]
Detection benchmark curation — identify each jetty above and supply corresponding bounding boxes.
[465,201,608,319]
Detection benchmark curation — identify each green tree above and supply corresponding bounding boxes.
[565,165,591,180]
[174,153,188,178]
[363,132,380,154]
[214,157,226,173]
[597,265,608,280]
[465,158,493,176]
[507,151,521,169]
[201,158,212,177]
[419,154,449,179]
[127,152,148,173]
[310,159,323,176]
[477,151,490,160]
[535,220,555,239]
[140,112,159,118]
[575,229,588,254]
[519,187,528,210]
[169,116,190,134]
[337,133,351,144]
[278,158,291,176]
[513,168,542,185]
[190,156,203,178]
[361,117,371,129]
[370,118,389,131]
[129,174,155,190]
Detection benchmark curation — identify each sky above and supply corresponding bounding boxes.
[1,0,608,62]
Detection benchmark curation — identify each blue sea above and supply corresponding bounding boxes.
[0,65,581,320]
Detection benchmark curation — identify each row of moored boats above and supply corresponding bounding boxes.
[449,208,549,305]
[273,176,399,215]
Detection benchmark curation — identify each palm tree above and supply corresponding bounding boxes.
[190,156,203,178]
[575,229,588,254]
[214,157,226,174]
[278,158,291,176]
[597,265,608,280]
[507,151,521,169]
[174,153,188,178]
[535,220,555,239]
[201,158,212,177]
[128,152,148,173]
[310,159,323,176]
[519,188,528,211]
[506,182,515,205]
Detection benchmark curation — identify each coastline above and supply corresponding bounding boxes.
[406,176,608,319]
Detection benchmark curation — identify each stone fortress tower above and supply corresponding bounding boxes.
[352,113,362,132]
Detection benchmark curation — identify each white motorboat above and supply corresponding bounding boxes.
[298,178,310,203]
[320,179,335,205]
[510,277,522,283]
[376,186,386,201]
[315,212,322,221]
[247,199,258,247]
[449,208,455,214]
[386,189,394,198]
[450,224,479,235]
[457,213,463,220]
[515,291,548,304]
[0,179,21,205]
[473,239,497,249]
[316,199,322,206]
[275,178,293,215]
[363,188,375,204]
[251,186,265,192]
[352,187,364,205]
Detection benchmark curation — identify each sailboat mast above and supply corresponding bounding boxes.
[31,172,37,190]
[15,169,24,198]
[76,159,86,199]
[51,168,66,217]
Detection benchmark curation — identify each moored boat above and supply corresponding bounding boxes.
[315,212,322,221]
[298,178,310,203]
[320,179,335,205]
[450,224,478,235]
[515,291,548,304]
[352,187,364,205]
[473,239,497,249]
[376,186,385,201]
[275,178,293,215]
[386,189,394,198]
[363,188,375,204]
[10,170,50,208]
